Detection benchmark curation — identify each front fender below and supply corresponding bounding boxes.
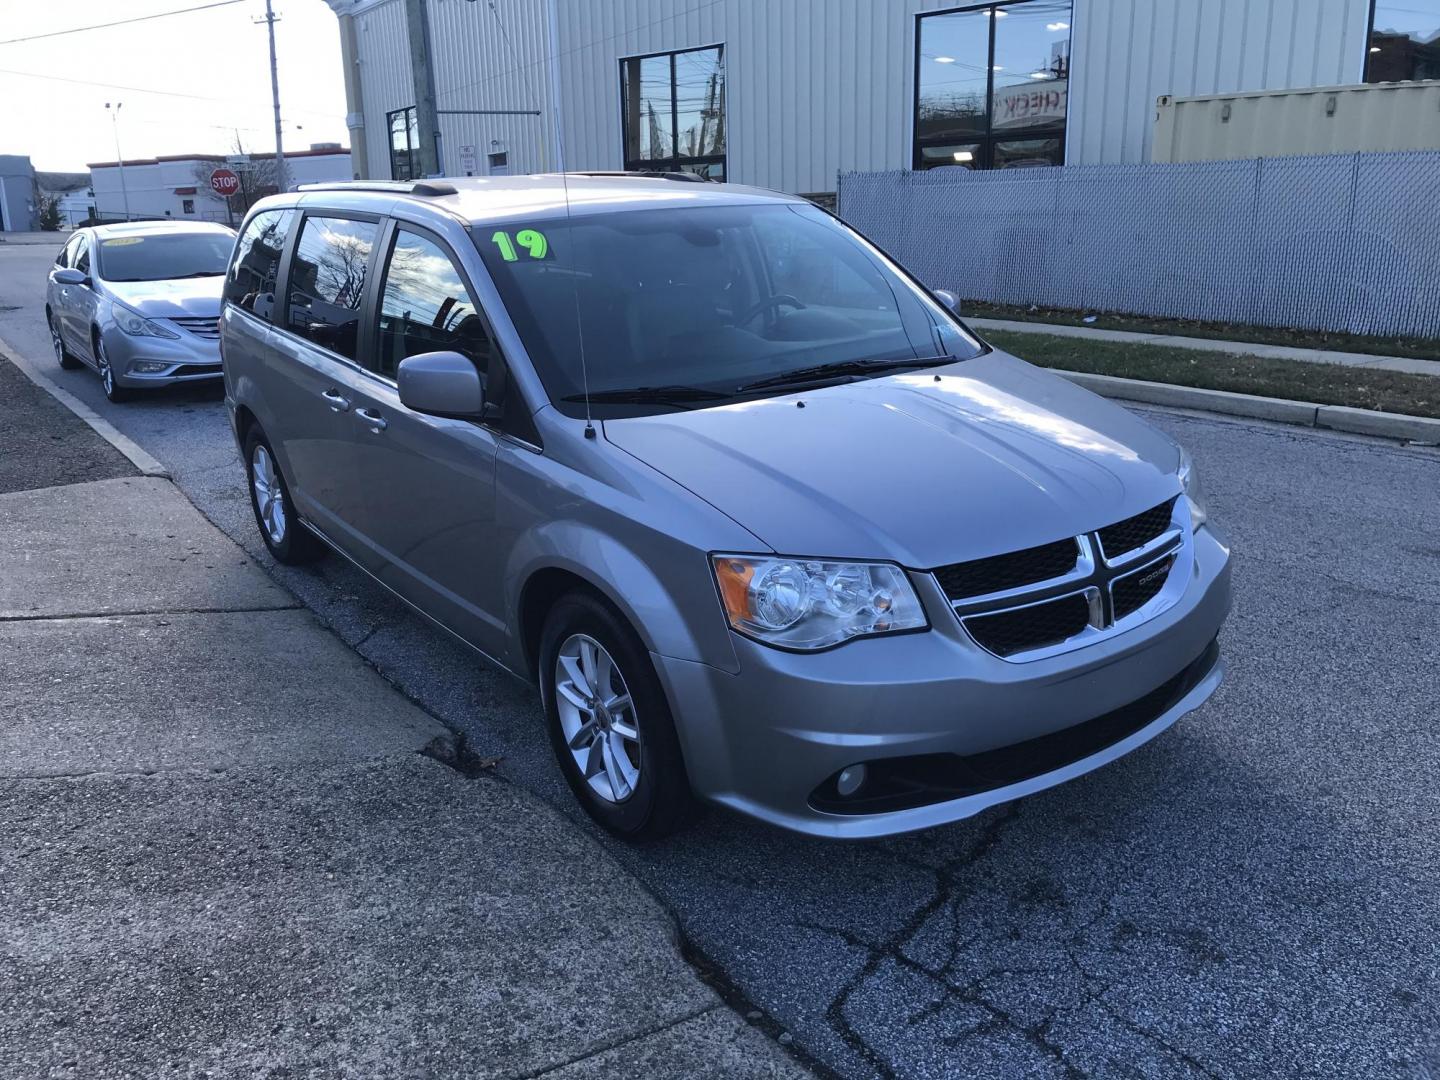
[505,521,740,676]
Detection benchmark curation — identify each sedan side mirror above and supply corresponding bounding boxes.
[933,289,961,314]
[397,350,486,419]
[53,268,88,287]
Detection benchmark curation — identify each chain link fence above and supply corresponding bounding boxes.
[838,151,1440,339]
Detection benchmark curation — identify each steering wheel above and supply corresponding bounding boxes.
[739,294,807,325]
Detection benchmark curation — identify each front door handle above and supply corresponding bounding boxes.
[321,388,351,413]
[355,407,387,433]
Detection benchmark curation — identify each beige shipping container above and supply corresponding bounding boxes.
[1152,81,1440,163]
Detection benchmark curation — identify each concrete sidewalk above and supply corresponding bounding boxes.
[0,356,807,1079]
[968,316,1440,377]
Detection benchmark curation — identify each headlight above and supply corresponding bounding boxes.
[112,305,179,339]
[712,555,927,650]
[1178,448,1207,531]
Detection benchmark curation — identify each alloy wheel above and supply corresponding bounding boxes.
[554,633,641,803]
[49,320,64,364]
[251,444,287,545]
[96,340,115,396]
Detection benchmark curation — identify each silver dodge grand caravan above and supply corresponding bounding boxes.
[221,175,1230,840]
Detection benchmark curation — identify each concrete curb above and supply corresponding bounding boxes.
[972,317,1440,376]
[1051,369,1440,445]
[0,330,170,479]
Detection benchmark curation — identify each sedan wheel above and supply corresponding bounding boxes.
[555,633,641,803]
[251,443,287,546]
[95,337,131,402]
[50,317,80,370]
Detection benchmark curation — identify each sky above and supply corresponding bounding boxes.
[0,0,350,172]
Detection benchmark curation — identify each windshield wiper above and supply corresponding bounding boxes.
[736,355,959,393]
[176,271,225,278]
[560,385,732,406]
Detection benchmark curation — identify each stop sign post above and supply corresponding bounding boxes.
[210,168,241,198]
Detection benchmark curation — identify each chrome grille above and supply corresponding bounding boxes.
[169,316,221,340]
[937,497,1188,662]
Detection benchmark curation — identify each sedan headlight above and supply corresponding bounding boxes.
[1178,447,1208,532]
[712,555,927,650]
[112,305,179,339]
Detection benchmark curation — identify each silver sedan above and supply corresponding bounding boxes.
[45,221,235,402]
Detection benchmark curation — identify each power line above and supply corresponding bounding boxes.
[0,0,250,46]
[0,66,344,120]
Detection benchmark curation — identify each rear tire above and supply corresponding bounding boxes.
[49,313,81,370]
[539,590,695,840]
[243,426,325,565]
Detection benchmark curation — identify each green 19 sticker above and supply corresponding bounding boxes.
[491,229,549,261]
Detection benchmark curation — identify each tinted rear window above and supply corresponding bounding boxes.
[225,209,295,321]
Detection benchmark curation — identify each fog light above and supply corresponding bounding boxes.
[836,764,867,798]
[129,361,170,374]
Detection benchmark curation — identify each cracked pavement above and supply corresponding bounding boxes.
[4,240,1438,1078]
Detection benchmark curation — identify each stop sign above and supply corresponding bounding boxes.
[210,168,241,197]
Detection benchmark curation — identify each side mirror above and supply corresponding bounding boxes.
[933,289,961,314]
[397,350,486,419]
[54,268,88,287]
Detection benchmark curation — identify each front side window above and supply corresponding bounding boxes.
[620,45,726,180]
[285,215,379,361]
[915,1,1071,171]
[475,203,982,419]
[374,229,490,381]
[57,233,81,267]
[389,106,420,181]
[225,208,295,319]
[1367,1,1440,82]
[73,236,91,275]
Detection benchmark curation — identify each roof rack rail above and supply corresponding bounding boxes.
[295,179,459,197]
[571,170,714,183]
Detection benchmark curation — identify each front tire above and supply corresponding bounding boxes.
[540,591,694,840]
[243,427,324,565]
[93,335,132,403]
[49,313,81,370]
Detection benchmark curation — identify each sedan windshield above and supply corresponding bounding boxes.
[474,202,983,417]
[98,232,235,283]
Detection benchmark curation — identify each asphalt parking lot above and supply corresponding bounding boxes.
[3,240,1438,1079]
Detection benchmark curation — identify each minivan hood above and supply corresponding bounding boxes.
[104,276,223,318]
[602,352,1183,569]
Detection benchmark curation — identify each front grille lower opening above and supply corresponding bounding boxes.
[808,638,1220,816]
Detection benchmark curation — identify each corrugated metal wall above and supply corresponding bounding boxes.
[1067,0,1373,164]
[343,0,1373,189]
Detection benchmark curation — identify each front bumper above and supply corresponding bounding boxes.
[102,325,221,388]
[655,524,1232,839]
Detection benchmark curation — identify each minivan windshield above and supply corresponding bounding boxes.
[474,202,983,418]
[98,231,235,283]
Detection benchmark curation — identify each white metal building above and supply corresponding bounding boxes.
[324,0,1438,194]
[87,148,354,225]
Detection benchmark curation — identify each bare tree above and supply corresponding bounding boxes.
[191,134,282,223]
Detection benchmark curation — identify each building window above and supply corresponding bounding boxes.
[388,106,420,181]
[620,45,726,180]
[1366,1,1440,82]
[182,199,195,215]
[914,1,1071,171]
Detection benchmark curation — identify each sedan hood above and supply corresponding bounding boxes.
[104,276,224,319]
[602,351,1183,569]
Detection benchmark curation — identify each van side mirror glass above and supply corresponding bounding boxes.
[54,268,88,287]
[933,289,960,314]
[397,351,486,419]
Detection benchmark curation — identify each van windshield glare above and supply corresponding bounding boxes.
[474,202,982,418]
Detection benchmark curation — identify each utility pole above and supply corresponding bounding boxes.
[104,102,131,222]
[404,0,442,175]
[261,0,289,193]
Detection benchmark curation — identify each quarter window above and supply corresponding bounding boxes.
[1366,1,1440,82]
[388,106,421,181]
[374,229,490,381]
[620,45,726,180]
[285,215,379,361]
[915,1,1071,171]
[224,208,295,320]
